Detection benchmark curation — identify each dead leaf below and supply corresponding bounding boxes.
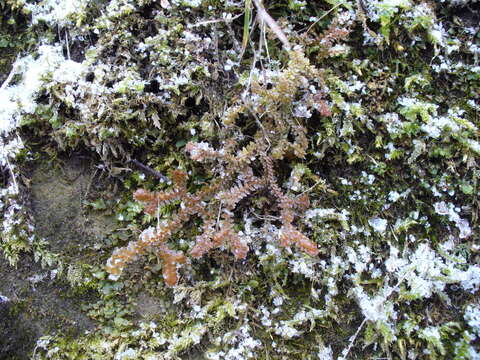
[151,111,162,129]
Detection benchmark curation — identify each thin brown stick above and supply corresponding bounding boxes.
[130,158,169,182]
[252,0,291,51]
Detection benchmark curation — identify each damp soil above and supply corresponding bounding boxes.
[30,155,118,256]
[0,254,94,360]
[0,155,118,359]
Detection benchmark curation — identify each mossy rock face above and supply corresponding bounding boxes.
[0,299,33,360]
[0,155,122,359]
[1,0,480,358]
[0,254,95,360]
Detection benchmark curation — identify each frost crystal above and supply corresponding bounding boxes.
[317,344,334,360]
[460,267,480,293]
[368,218,388,233]
[289,256,316,278]
[25,0,90,26]
[293,104,312,118]
[273,297,284,306]
[352,287,395,323]
[115,348,137,360]
[465,305,480,338]
[388,191,401,202]
[434,201,472,238]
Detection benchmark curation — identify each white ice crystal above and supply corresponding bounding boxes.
[1,45,77,169]
[305,208,349,227]
[274,324,301,339]
[115,348,137,360]
[207,324,261,360]
[1,45,65,133]
[385,246,407,273]
[25,0,90,26]
[352,286,396,323]
[369,217,388,234]
[434,201,472,238]
[465,305,480,338]
[317,344,334,360]
[52,60,85,84]
[289,256,316,278]
[460,266,480,293]
[293,104,312,118]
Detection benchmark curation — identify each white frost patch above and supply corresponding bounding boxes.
[419,326,441,343]
[421,112,464,139]
[434,201,472,238]
[206,324,261,360]
[460,266,480,294]
[273,296,284,307]
[293,104,312,118]
[346,245,371,273]
[25,0,90,26]
[52,60,85,84]
[115,348,137,360]
[403,244,479,298]
[1,45,74,166]
[289,255,316,278]
[464,304,480,338]
[369,217,388,234]
[274,323,301,338]
[385,246,407,273]
[317,344,334,360]
[352,286,396,323]
[305,208,349,228]
[466,139,480,155]
[1,45,64,134]
[388,191,401,202]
